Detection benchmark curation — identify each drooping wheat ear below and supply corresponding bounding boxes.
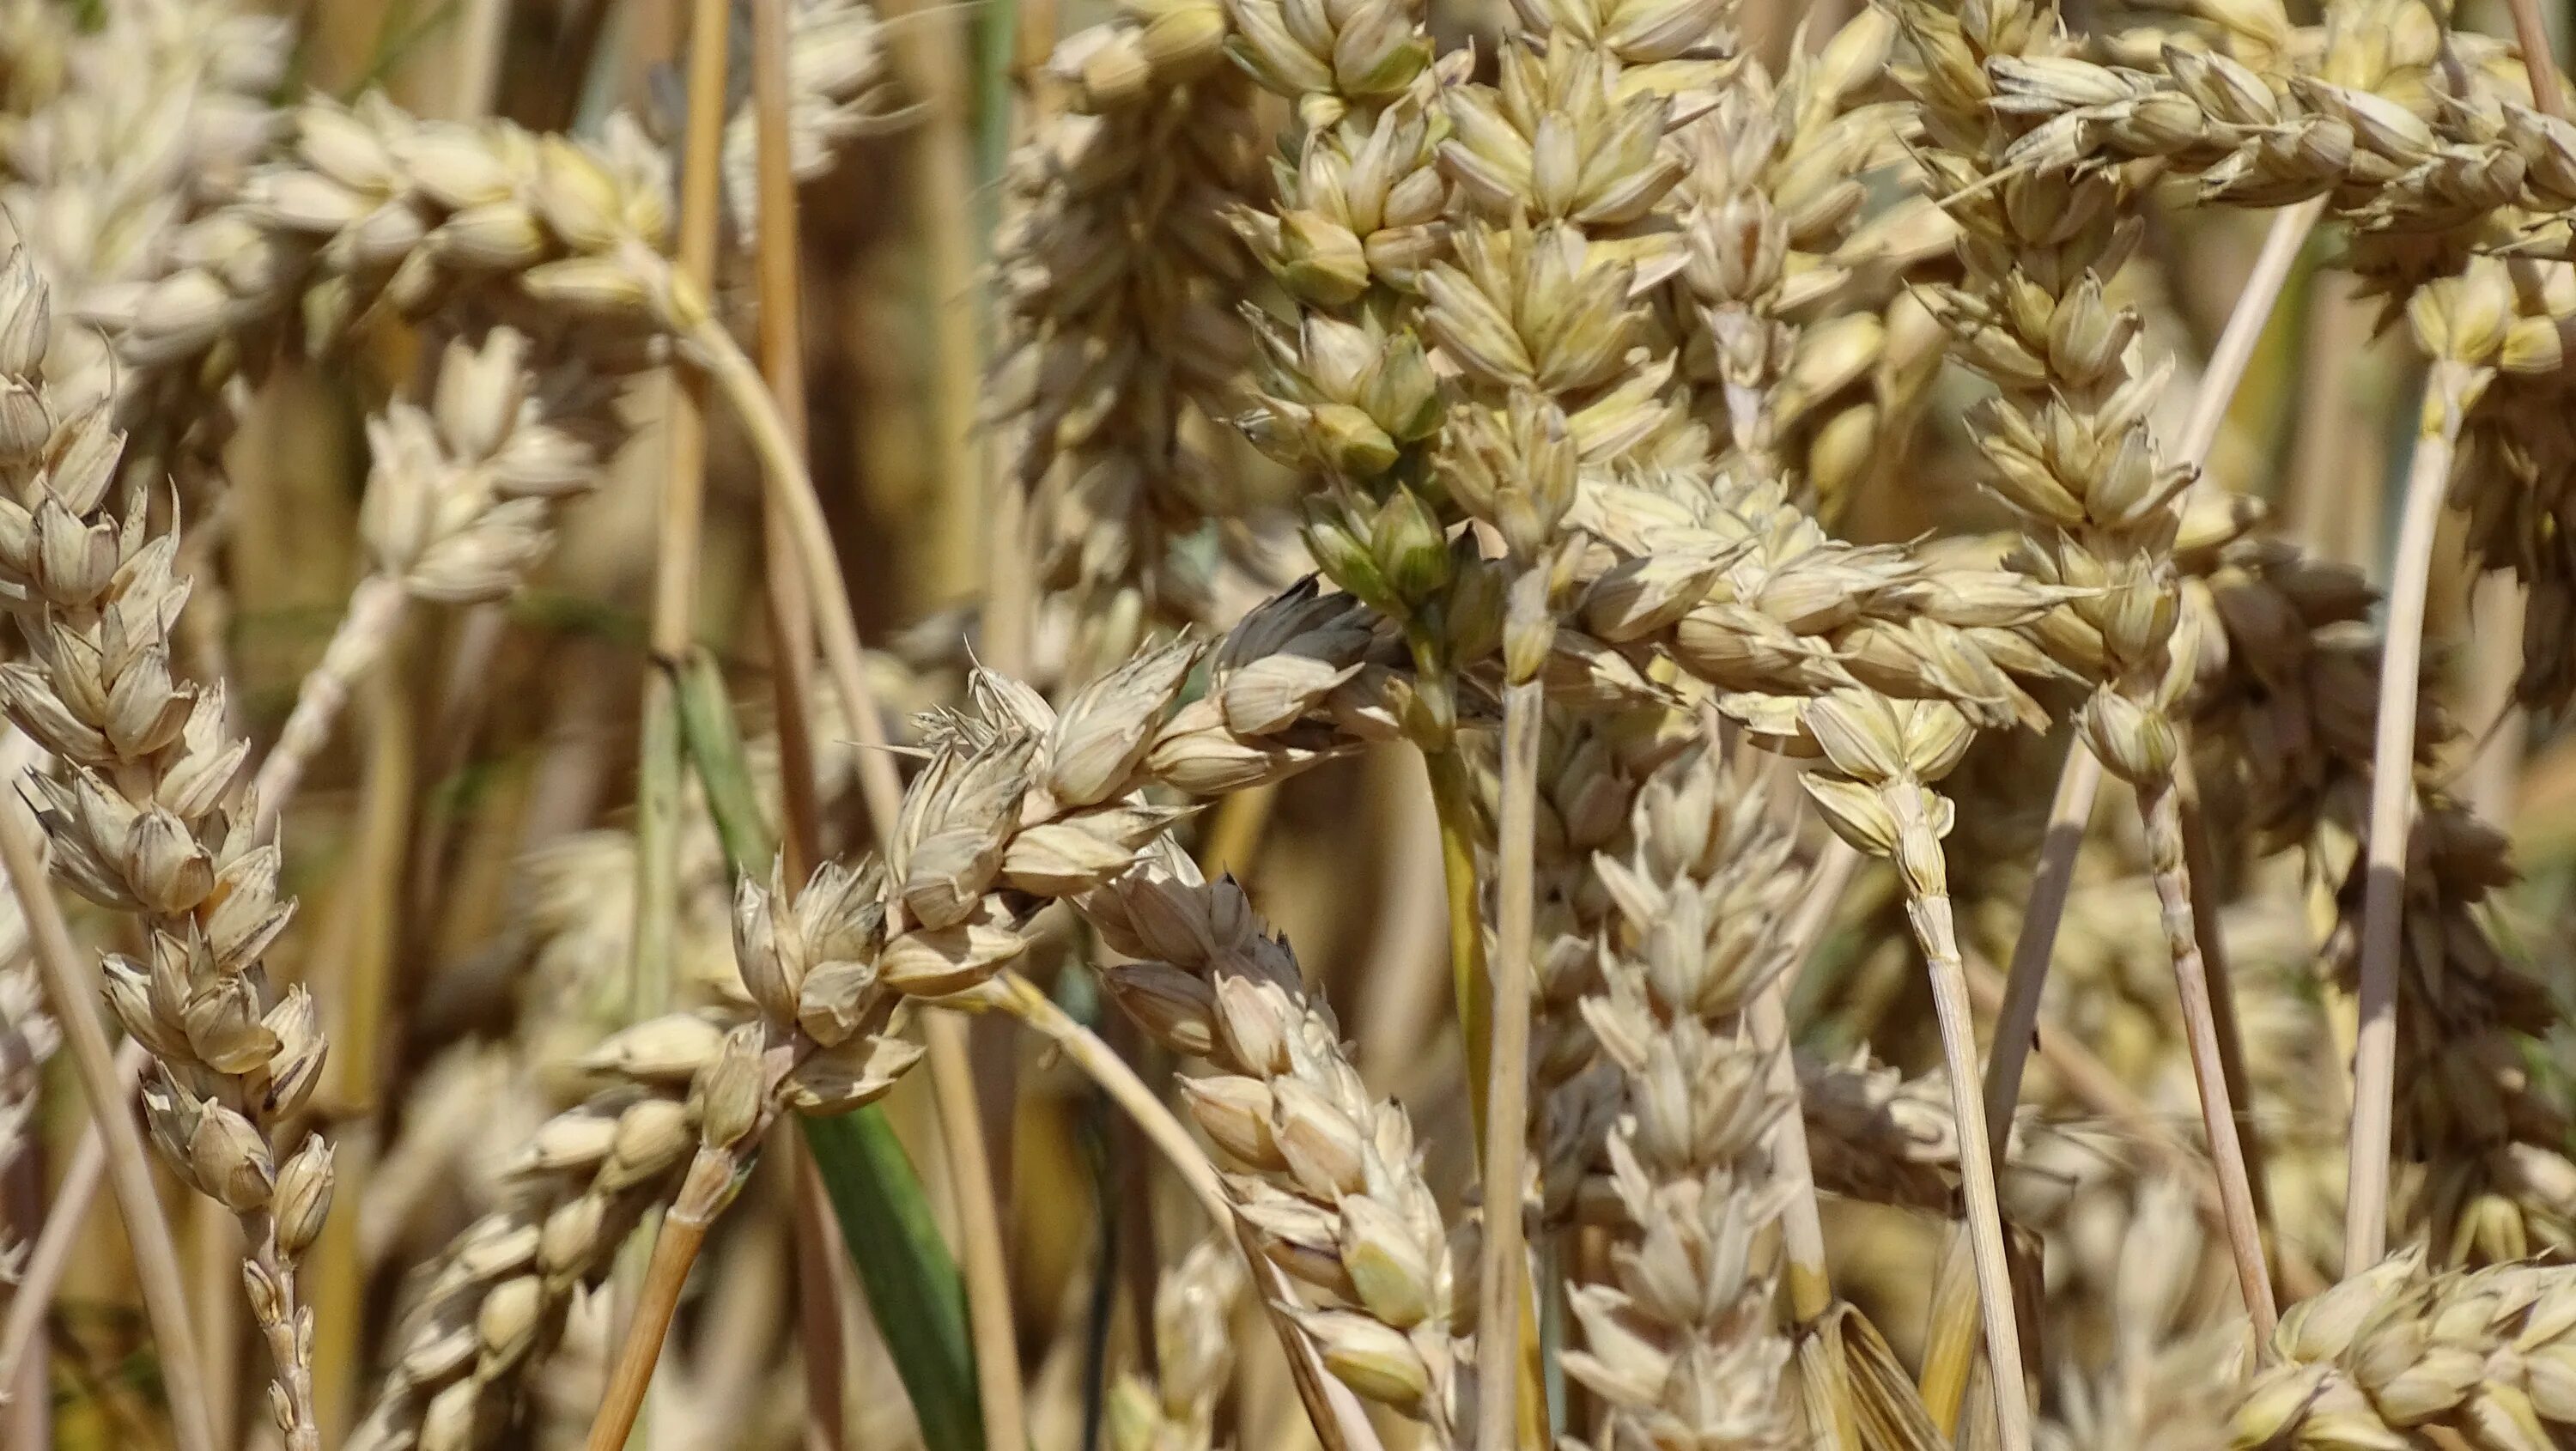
[1105,1235,1249,1451]
[2229,1249,2576,1448]
[0,247,326,1449]
[1569,465,2070,738]
[990,0,1265,677]
[355,860,922,1451]
[720,0,898,236]
[2187,531,2576,1266]
[1894,0,2281,1346]
[1078,868,1458,1442]
[2002,3,2576,723]
[1791,686,2029,1444]
[1559,731,1799,1449]
[250,325,630,833]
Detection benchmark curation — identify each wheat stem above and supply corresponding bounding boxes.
[1886,786,2028,1451]
[1477,678,1542,1451]
[2509,0,2566,118]
[1765,838,1865,1324]
[249,574,409,840]
[925,1008,1027,1451]
[584,1162,725,1451]
[1422,746,1490,1137]
[2139,777,2278,1341]
[2177,198,2328,468]
[1982,747,2099,1163]
[749,3,848,1442]
[2347,361,2477,1274]
[0,785,217,1451]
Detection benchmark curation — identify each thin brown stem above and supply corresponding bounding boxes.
[1761,840,1864,1324]
[2177,199,2326,469]
[584,1159,726,1451]
[308,667,416,1441]
[2172,753,2275,1238]
[2138,778,2277,1342]
[1422,746,1490,1136]
[2347,361,2479,1273]
[1984,746,2100,1164]
[0,786,217,1451]
[2510,0,2566,118]
[750,3,847,1442]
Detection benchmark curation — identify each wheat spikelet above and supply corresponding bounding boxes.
[1080,867,1459,1440]
[1106,1236,1249,1451]
[1560,731,1799,1449]
[2231,1249,2576,1448]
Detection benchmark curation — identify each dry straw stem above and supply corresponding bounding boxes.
[1479,676,1543,1451]
[2347,354,2488,1274]
[1796,690,2026,1449]
[1763,837,1862,1327]
[748,2,850,1442]
[0,787,216,1451]
[595,3,736,1436]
